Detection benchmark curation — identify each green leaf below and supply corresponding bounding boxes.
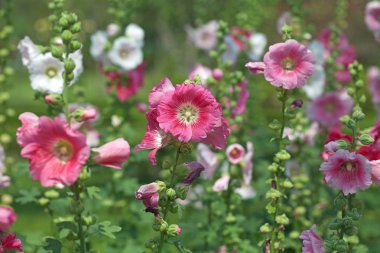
[87,186,101,200]
[89,221,121,239]
[16,188,41,204]
[42,237,62,253]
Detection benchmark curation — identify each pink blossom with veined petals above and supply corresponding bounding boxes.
[245,62,265,74]
[148,77,175,110]
[188,64,212,85]
[186,20,218,50]
[196,143,219,179]
[365,1,380,33]
[0,206,16,232]
[259,39,315,89]
[93,138,130,169]
[300,225,325,253]
[135,182,159,210]
[307,91,353,128]
[157,83,225,143]
[213,175,230,192]
[320,149,372,195]
[226,144,245,164]
[200,115,229,149]
[135,110,170,165]
[0,233,24,253]
[17,113,90,187]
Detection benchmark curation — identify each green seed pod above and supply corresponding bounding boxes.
[61,30,73,44]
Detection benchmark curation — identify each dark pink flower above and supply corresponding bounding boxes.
[300,225,325,253]
[136,182,159,210]
[226,144,245,164]
[17,113,90,187]
[0,206,16,232]
[0,233,24,253]
[93,138,130,169]
[183,161,205,184]
[200,116,229,149]
[231,80,249,118]
[148,77,175,110]
[307,92,353,128]
[365,1,380,33]
[157,83,227,144]
[257,39,314,89]
[320,150,372,195]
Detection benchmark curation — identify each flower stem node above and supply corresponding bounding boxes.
[275,150,291,161]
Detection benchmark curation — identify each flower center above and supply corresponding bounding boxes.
[119,48,130,59]
[342,162,356,172]
[324,103,335,112]
[45,66,58,78]
[230,148,242,159]
[177,104,199,125]
[281,57,296,71]
[201,32,211,41]
[53,139,73,162]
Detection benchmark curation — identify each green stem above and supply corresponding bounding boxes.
[72,181,87,253]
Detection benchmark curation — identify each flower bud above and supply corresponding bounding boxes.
[70,40,82,51]
[93,138,130,169]
[61,30,73,43]
[260,223,271,233]
[70,22,81,33]
[64,59,76,73]
[212,68,224,81]
[160,221,168,232]
[44,190,60,199]
[156,181,166,192]
[359,134,374,145]
[334,240,348,252]
[51,46,63,58]
[167,224,181,237]
[59,16,69,28]
[166,188,176,200]
[275,214,289,225]
[275,150,291,161]
[44,94,63,106]
[38,197,49,206]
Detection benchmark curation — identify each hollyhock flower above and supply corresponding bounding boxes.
[148,77,175,109]
[319,28,349,54]
[235,184,256,199]
[325,126,352,144]
[309,40,325,66]
[277,12,292,34]
[365,1,380,33]
[108,37,143,71]
[367,67,380,104]
[307,92,353,128]
[304,122,320,146]
[183,161,205,184]
[0,233,24,253]
[200,116,230,149]
[213,175,230,192]
[17,36,40,66]
[186,20,218,50]
[135,110,170,165]
[93,138,130,169]
[212,68,223,81]
[370,160,380,184]
[196,143,219,179]
[320,149,372,195]
[135,182,159,210]
[247,40,315,89]
[303,65,325,100]
[188,64,212,85]
[334,45,356,83]
[231,80,249,118]
[0,146,10,189]
[107,23,120,36]
[243,142,254,185]
[248,33,267,61]
[245,62,265,74]
[157,83,228,146]
[0,206,16,232]
[125,23,144,47]
[17,113,90,187]
[222,36,241,64]
[226,144,245,164]
[300,225,325,253]
[90,31,108,59]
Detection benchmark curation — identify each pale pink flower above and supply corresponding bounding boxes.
[368,66,380,103]
[365,1,380,33]
[0,233,24,253]
[307,92,353,128]
[245,62,265,74]
[93,138,130,169]
[157,83,228,146]
[135,110,170,165]
[235,184,256,200]
[136,182,159,210]
[320,150,372,195]
[0,206,16,232]
[17,113,90,187]
[231,80,249,118]
[212,175,230,192]
[196,143,219,179]
[242,142,254,185]
[186,20,218,50]
[188,64,212,85]
[0,145,10,189]
[300,225,325,253]
[247,40,315,89]
[226,144,245,164]
[106,23,120,36]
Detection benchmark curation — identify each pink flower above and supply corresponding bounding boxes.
[188,64,212,85]
[93,138,130,169]
[196,143,219,179]
[183,161,205,185]
[0,233,24,253]
[186,20,218,50]
[299,225,325,253]
[0,145,10,189]
[277,12,292,34]
[0,206,16,232]
[307,92,353,128]
[365,1,380,33]
[242,142,254,185]
[320,150,372,195]
[226,144,245,164]
[157,83,228,146]
[249,40,314,89]
[212,175,230,192]
[135,110,170,165]
[370,160,380,184]
[17,113,90,187]
[136,182,159,211]
[231,80,249,118]
[148,77,175,110]
[212,68,224,81]
[245,62,265,74]
[368,67,380,103]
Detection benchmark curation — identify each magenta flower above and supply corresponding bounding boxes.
[148,77,175,110]
[300,225,325,253]
[196,143,219,179]
[0,206,16,232]
[93,138,130,169]
[17,113,90,187]
[0,233,24,253]
[188,64,212,85]
[307,91,353,128]
[226,144,245,164]
[136,182,159,211]
[157,83,228,145]
[365,1,380,33]
[247,40,314,89]
[320,150,372,195]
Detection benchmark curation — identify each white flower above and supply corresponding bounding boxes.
[235,184,256,199]
[125,23,144,47]
[107,23,120,37]
[186,20,218,50]
[248,33,267,61]
[309,40,325,66]
[222,35,240,64]
[108,37,143,70]
[90,31,108,59]
[17,36,41,66]
[0,145,10,189]
[70,49,83,85]
[303,65,325,100]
